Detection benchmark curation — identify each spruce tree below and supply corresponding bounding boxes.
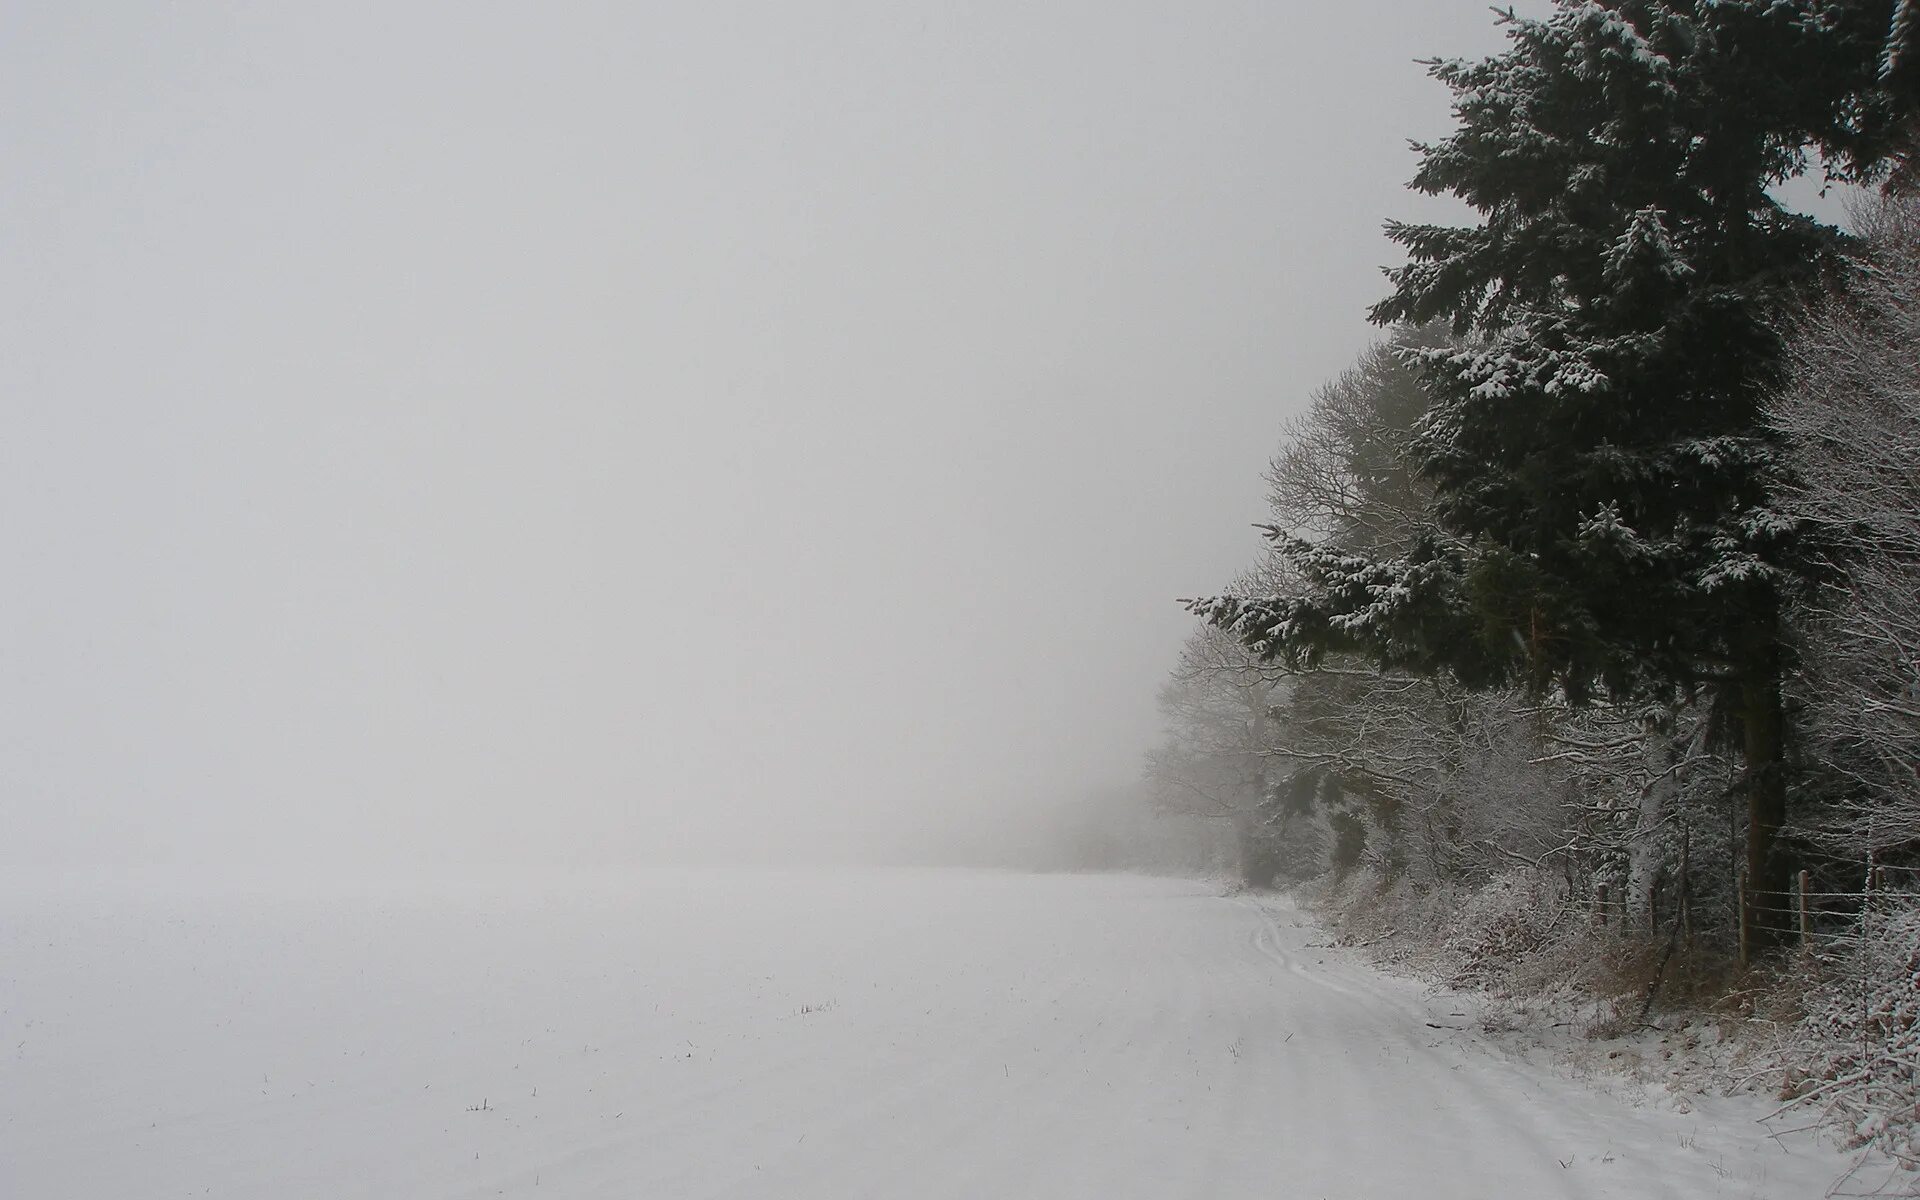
[1195,1,1918,955]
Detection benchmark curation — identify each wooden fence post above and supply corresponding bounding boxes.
[1797,869,1811,944]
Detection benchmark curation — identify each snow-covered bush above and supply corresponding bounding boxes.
[1778,898,1920,1166]
[1308,867,1457,971]
[1434,869,1571,991]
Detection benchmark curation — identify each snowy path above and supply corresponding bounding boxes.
[2,870,1852,1198]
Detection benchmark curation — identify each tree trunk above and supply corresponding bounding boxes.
[1628,721,1671,935]
[1239,704,1270,888]
[1739,623,1790,963]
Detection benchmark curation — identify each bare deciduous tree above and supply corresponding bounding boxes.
[1774,193,1920,857]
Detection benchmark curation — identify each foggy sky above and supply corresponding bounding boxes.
[3,3,1546,873]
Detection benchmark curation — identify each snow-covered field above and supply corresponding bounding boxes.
[2,869,1854,1198]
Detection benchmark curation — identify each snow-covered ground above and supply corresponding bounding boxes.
[1,869,1856,1198]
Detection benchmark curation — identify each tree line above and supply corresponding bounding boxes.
[1151,2,1920,978]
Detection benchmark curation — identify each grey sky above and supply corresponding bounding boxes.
[3,3,1544,872]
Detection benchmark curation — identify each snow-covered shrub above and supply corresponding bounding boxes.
[1314,863,1691,1041]
[1309,867,1460,971]
[1778,898,1920,1165]
[1434,869,1570,991]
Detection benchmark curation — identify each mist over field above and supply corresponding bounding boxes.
[2,2,1524,880]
